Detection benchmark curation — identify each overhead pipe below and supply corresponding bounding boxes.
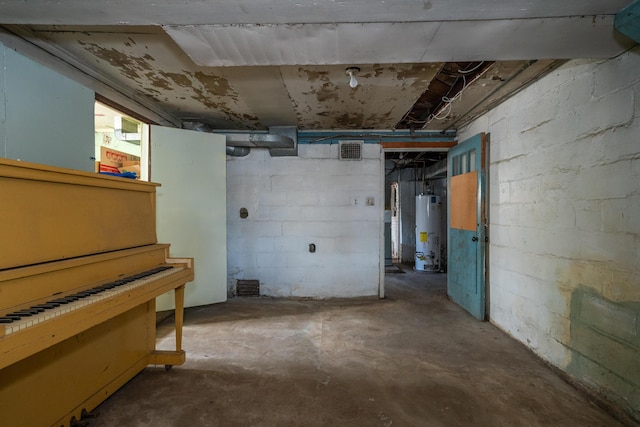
[222,133,294,149]
[226,146,251,157]
[184,122,297,157]
[184,122,249,156]
[423,158,447,179]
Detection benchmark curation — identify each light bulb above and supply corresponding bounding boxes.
[345,67,360,89]
[348,72,358,88]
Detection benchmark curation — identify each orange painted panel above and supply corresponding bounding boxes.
[450,170,477,231]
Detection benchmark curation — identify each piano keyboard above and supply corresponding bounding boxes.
[0,265,182,336]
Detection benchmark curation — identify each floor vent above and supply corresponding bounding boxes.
[237,279,260,297]
[339,141,363,160]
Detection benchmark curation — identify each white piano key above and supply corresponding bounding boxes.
[1,267,183,336]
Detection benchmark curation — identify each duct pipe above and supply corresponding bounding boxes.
[226,146,251,157]
[184,122,250,156]
[183,122,298,157]
[222,133,294,149]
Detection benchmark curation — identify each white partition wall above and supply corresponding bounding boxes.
[151,125,227,309]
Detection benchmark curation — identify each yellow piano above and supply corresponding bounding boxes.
[0,158,194,426]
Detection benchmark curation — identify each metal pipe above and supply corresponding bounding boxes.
[226,146,251,157]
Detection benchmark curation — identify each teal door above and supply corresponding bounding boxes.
[447,133,487,320]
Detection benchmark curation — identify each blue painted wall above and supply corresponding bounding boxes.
[0,43,95,171]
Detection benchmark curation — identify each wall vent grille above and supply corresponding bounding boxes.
[339,141,363,160]
[237,279,260,297]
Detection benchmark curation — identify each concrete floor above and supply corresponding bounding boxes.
[87,267,624,426]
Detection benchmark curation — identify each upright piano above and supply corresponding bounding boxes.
[0,158,194,426]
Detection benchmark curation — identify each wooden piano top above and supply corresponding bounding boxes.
[0,157,161,270]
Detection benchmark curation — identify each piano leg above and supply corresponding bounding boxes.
[175,284,185,352]
[148,285,187,368]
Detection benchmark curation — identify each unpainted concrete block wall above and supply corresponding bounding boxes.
[460,48,640,419]
[226,143,382,298]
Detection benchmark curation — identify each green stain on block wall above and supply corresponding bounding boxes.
[567,286,640,420]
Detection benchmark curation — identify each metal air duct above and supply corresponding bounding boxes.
[184,122,298,157]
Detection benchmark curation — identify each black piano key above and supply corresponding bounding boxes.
[33,303,60,309]
[12,311,35,317]
[3,266,178,330]
[74,292,92,298]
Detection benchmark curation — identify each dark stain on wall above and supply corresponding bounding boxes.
[567,286,640,421]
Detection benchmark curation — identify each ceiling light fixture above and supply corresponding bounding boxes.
[345,67,360,88]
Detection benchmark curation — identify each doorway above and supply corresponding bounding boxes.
[94,101,149,181]
[384,149,448,272]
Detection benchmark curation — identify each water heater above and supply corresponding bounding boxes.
[415,194,441,272]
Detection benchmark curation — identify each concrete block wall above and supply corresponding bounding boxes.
[459,48,640,420]
[226,143,382,298]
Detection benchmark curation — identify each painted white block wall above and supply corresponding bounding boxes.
[459,48,640,419]
[226,143,382,298]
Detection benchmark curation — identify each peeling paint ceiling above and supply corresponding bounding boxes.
[0,1,635,135]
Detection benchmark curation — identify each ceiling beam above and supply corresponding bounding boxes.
[381,141,456,151]
[0,1,631,26]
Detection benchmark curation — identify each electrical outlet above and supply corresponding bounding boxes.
[366,197,375,206]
